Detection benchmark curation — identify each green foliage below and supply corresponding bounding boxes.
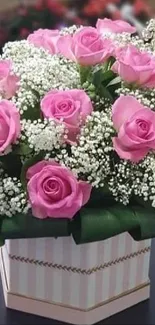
[79,65,92,85]
[0,213,70,243]
[0,191,155,246]
[0,153,22,178]
[107,76,122,87]
[20,151,45,189]
[92,66,118,102]
[15,143,33,156]
[71,204,155,244]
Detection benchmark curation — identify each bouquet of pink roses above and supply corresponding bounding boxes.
[0,18,155,246]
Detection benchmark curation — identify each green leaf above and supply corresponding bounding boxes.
[71,204,138,244]
[99,85,113,101]
[20,151,45,189]
[93,69,115,87]
[71,204,155,244]
[15,143,33,156]
[93,69,104,87]
[23,101,41,121]
[0,237,4,247]
[0,218,4,247]
[85,187,115,208]
[102,71,115,83]
[107,76,121,87]
[129,206,155,240]
[78,65,92,85]
[92,68,116,102]
[0,214,70,242]
[0,153,22,178]
[1,203,155,244]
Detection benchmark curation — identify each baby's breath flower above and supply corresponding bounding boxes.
[108,153,155,207]
[0,171,29,217]
[21,119,66,153]
[2,41,80,115]
[57,110,114,187]
[116,83,155,110]
[60,25,82,36]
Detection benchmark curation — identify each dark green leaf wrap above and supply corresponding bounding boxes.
[0,201,155,247]
[0,218,4,246]
[71,204,155,244]
[129,206,155,240]
[0,214,70,243]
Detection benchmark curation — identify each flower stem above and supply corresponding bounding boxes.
[78,65,92,85]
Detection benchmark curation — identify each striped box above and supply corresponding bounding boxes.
[0,233,151,324]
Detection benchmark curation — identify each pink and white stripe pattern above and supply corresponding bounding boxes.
[4,233,151,309]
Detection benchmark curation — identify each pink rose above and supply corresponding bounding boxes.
[0,60,19,99]
[0,100,21,153]
[41,89,93,142]
[27,160,92,219]
[112,45,155,88]
[57,27,114,66]
[27,29,60,54]
[112,95,155,162]
[96,18,136,34]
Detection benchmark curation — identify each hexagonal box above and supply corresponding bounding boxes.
[0,233,151,324]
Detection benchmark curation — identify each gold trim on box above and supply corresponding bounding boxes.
[1,249,150,312]
[8,246,151,275]
[10,282,151,312]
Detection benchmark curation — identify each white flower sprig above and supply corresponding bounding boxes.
[21,119,67,153]
[116,84,155,109]
[2,41,80,115]
[0,169,29,217]
[57,110,114,187]
[108,153,155,206]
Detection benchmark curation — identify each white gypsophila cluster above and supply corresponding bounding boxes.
[131,35,153,53]
[108,154,155,207]
[0,174,29,217]
[110,31,153,53]
[137,154,155,207]
[2,40,80,115]
[116,84,155,109]
[108,160,135,205]
[112,32,132,47]
[21,119,66,153]
[142,19,155,41]
[60,25,82,35]
[56,110,114,187]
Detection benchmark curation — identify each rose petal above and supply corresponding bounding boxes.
[118,62,138,83]
[113,137,149,162]
[0,100,20,152]
[79,181,92,205]
[73,26,98,43]
[131,108,155,128]
[27,161,49,180]
[143,70,155,88]
[75,50,109,66]
[27,29,60,54]
[136,68,155,85]
[31,204,48,219]
[57,35,75,61]
[112,96,145,130]
[27,160,91,220]
[96,18,136,34]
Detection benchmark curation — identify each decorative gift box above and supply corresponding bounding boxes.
[0,234,151,324]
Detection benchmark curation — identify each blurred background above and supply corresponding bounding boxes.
[0,0,155,51]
